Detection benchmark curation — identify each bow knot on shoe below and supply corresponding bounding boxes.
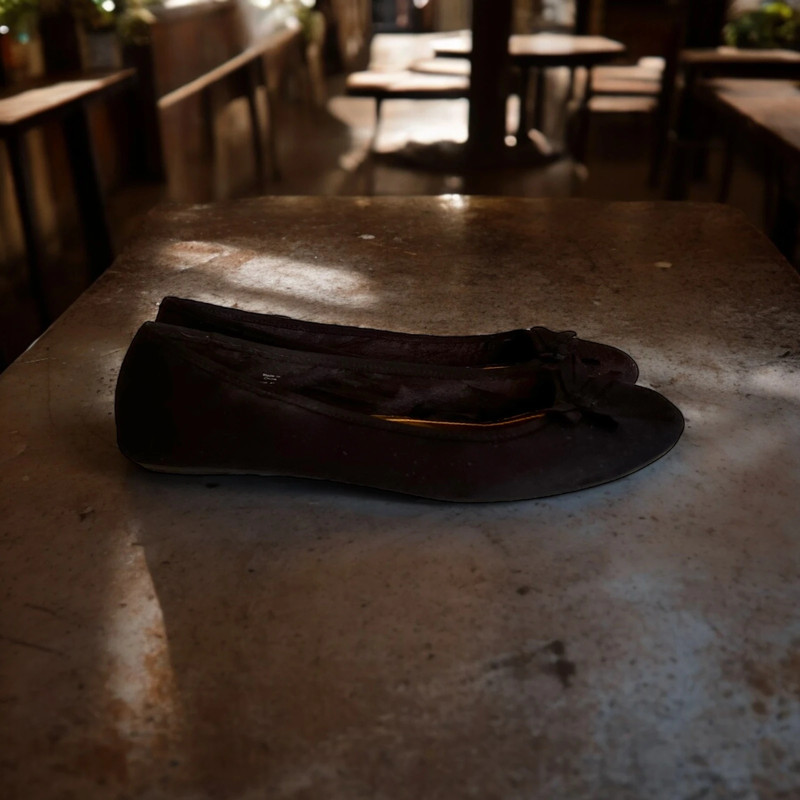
[526,327,578,362]
[546,369,622,431]
[545,401,618,431]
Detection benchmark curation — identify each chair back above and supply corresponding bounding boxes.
[576,0,685,65]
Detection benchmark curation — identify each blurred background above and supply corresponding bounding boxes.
[1,0,799,367]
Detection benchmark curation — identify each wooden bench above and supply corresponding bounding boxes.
[588,59,663,113]
[156,32,298,184]
[121,3,309,184]
[665,47,800,199]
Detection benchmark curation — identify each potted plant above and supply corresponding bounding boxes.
[0,0,40,82]
[723,1,800,49]
[0,0,157,78]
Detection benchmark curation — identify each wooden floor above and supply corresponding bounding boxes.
[0,71,769,369]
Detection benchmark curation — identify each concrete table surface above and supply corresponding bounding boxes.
[1,197,800,799]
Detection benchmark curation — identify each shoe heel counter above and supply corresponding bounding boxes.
[156,296,210,329]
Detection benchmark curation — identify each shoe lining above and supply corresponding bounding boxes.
[373,411,548,429]
[161,304,536,367]
[187,337,558,426]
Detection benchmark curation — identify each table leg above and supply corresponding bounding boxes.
[665,66,697,200]
[62,105,114,280]
[515,65,531,144]
[647,70,675,188]
[533,67,547,134]
[572,66,594,165]
[5,131,49,325]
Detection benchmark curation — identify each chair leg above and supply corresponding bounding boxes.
[254,56,281,182]
[572,67,593,165]
[371,97,384,148]
[561,66,576,135]
[243,62,266,185]
[515,66,531,143]
[648,84,672,188]
[565,67,576,104]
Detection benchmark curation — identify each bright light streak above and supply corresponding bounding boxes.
[101,0,116,10]
[230,256,377,308]
[440,193,466,209]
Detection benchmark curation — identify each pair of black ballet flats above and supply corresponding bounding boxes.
[115,297,683,502]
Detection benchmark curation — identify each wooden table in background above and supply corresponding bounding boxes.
[0,69,136,323]
[663,47,800,199]
[1,196,799,799]
[702,78,800,259]
[434,32,625,157]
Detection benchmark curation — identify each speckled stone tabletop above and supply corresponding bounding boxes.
[1,197,800,799]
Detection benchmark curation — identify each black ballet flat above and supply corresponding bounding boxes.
[115,322,681,503]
